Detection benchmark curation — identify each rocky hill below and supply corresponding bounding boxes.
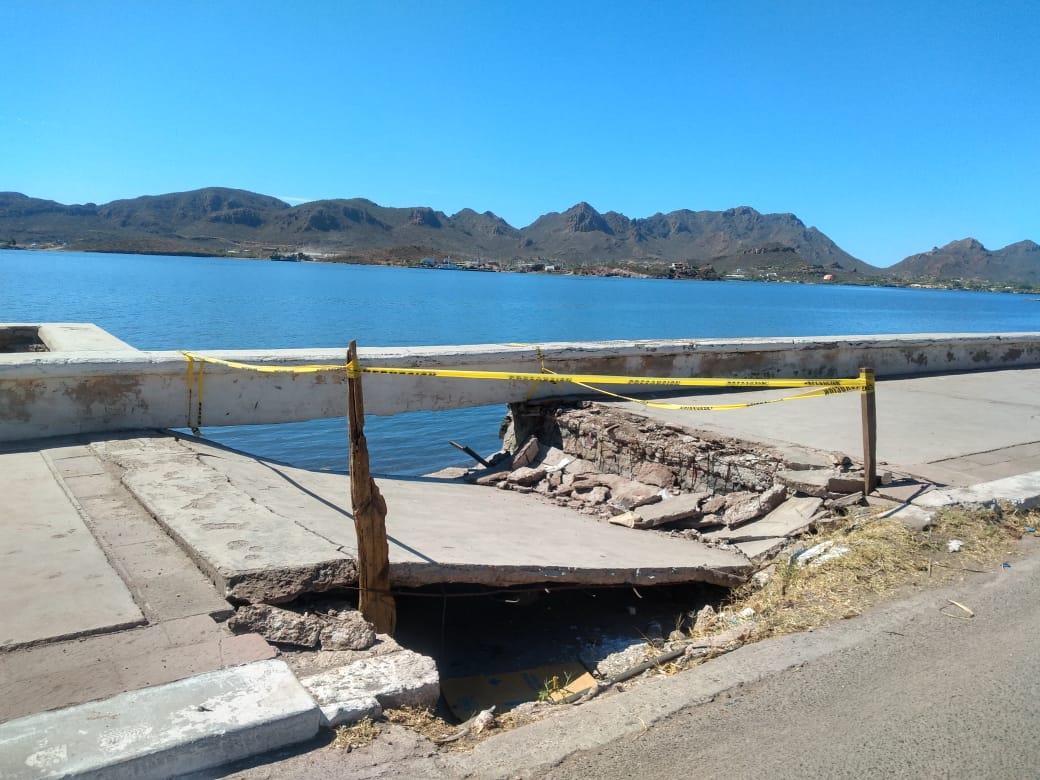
[889,238,1040,286]
[0,188,879,275]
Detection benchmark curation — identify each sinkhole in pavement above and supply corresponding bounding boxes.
[292,581,728,722]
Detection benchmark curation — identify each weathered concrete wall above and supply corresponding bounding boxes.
[2,329,1040,442]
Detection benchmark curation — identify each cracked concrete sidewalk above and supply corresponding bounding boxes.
[89,432,751,605]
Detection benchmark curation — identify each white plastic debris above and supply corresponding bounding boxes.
[738,607,756,619]
[795,540,850,567]
[543,457,572,473]
[947,539,964,553]
[471,706,496,735]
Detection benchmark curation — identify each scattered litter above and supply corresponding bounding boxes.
[738,607,756,619]
[940,599,975,620]
[441,663,590,720]
[795,541,850,567]
[543,457,572,473]
[1026,526,1037,534]
[470,706,496,734]
[947,539,964,553]
[433,706,497,744]
[1002,562,1012,570]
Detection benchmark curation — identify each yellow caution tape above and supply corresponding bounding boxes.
[180,351,869,416]
[550,370,859,411]
[181,352,345,374]
[181,351,867,389]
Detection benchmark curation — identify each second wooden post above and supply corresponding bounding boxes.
[860,366,877,496]
[346,340,396,634]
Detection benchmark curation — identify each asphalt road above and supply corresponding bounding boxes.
[549,546,1040,779]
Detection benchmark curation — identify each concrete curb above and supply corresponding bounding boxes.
[913,470,1040,511]
[300,650,440,727]
[0,660,320,779]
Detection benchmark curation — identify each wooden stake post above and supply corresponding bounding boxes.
[346,341,396,634]
[860,367,877,495]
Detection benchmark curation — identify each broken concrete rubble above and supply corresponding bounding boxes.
[512,436,540,469]
[776,469,831,497]
[827,473,866,494]
[705,497,823,543]
[735,537,791,563]
[229,604,323,648]
[229,604,377,652]
[609,492,710,530]
[777,468,865,498]
[608,481,662,511]
[723,484,788,527]
[632,462,675,488]
[577,485,610,504]
[319,611,378,651]
[507,466,546,486]
[701,494,727,514]
[572,473,661,506]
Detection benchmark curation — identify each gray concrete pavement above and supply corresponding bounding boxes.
[0,439,272,724]
[0,449,143,649]
[615,367,1040,485]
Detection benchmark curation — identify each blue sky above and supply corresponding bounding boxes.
[1,1,1037,266]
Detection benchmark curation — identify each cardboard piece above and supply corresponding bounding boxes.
[440,663,596,719]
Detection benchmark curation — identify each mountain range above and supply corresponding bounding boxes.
[888,237,1040,286]
[1,188,1035,285]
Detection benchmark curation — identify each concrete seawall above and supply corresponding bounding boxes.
[2,328,1039,442]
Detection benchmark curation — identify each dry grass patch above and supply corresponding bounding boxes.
[726,505,1033,640]
[331,717,381,752]
[384,706,461,744]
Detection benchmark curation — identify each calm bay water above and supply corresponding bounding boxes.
[3,249,1038,474]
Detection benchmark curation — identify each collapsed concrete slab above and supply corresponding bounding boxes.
[93,434,752,603]
[0,660,319,779]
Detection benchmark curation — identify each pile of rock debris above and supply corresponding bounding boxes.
[449,402,882,565]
